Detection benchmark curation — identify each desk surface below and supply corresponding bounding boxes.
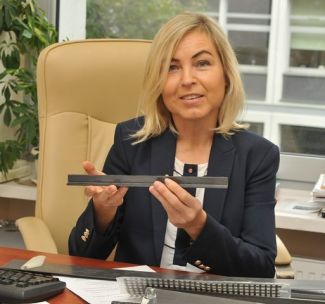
[2,247,325,304]
[0,246,184,304]
[0,247,299,304]
[0,246,107,303]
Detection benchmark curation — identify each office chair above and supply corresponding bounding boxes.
[15,39,151,255]
[15,39,294,278]
[275,235,294,278]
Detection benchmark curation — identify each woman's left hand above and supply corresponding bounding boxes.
[149,178,207,240]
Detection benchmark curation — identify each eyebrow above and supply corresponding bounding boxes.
[171,50,213,62]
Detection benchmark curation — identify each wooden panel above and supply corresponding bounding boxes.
[0,198,34,220]
[277,228,325,260]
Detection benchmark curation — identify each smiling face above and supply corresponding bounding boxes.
[161,30,227,129]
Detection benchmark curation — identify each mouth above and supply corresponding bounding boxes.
[180,94,204,101]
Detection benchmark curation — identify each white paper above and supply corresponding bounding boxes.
[276,201,321,214]
[114,265,155,272]
[56,265,155,304]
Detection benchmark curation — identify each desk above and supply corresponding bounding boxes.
[275,188,325,261]
[0,181,36,201]
[2,247,325,304]
[275,188,325,234]
[0,246,181,304]
[0,181,35,221]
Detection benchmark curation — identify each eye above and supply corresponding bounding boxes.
[196,60,210,68]
[168,63,179,72]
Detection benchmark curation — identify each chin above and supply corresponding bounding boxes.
[180,114,208,122]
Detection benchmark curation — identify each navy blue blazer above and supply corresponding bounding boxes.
[69,117,279,278]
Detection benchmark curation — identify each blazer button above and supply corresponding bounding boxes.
[199,264,205,269]
[84,228,90,237]
[194,260,201,266]
[204,266,211,271]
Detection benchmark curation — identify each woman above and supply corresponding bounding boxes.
[69,12,279,278]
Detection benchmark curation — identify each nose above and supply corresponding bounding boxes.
[180,66,196,87]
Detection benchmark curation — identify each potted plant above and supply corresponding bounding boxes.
[0,0,57,176]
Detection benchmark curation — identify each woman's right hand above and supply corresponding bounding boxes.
[83,160,128,232]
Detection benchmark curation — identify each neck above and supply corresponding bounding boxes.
[176,129,214,164]
[172,111,218,136]
[173,115,217,164]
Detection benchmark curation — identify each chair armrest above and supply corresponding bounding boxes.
[275,235,292,265]
[275,235,294,279]
[15,217,58,254]
[275,264,295,279]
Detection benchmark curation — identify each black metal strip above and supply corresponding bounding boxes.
[67,174,228,189]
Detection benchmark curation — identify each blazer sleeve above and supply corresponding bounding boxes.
[69,123,130,259]
[185,143,279,278]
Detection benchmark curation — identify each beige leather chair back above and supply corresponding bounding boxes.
[35,39,151,254]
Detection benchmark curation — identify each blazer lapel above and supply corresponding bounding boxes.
[148,131,235,263]
[149,130,176,264]
[204,134,235,221]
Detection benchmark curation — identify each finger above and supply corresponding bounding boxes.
[84,184,117,198]
[84,185,104,197]
[154,179,189,211]
[150,182,183,214]
[149,186,178,219]
[84,186,96,197]
[86,185,128,207]
[94,186,128,207]
[150,184,189,228]
[82,160,104,176]
[164,178,196,207]
[111,186,128,204]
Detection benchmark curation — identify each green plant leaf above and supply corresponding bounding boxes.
[0,70,7,80]
[3,4,13,30]
[22,28,33,39]
[1,47,20,69]
[0,140,23,174]
[4,87,11,101]
[34,27,47,44]
[0,9,3,31]
[0,103,5,114]
[0,0,58,175]
[3,106,12,126]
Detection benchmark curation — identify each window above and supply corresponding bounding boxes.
[226,0,272,101]
[243,0,325,182]
[227,0,271,66]
[282,0,325,105]
[289,0,325,69]
[281,125,325,156]
[86,0,209,40]
[246,122,264,136]
[38,0,57,27]
[58,0,325,183]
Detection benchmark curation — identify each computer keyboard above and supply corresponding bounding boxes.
[0,268,66,303]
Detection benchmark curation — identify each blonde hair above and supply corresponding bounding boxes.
[133,12,246,143]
